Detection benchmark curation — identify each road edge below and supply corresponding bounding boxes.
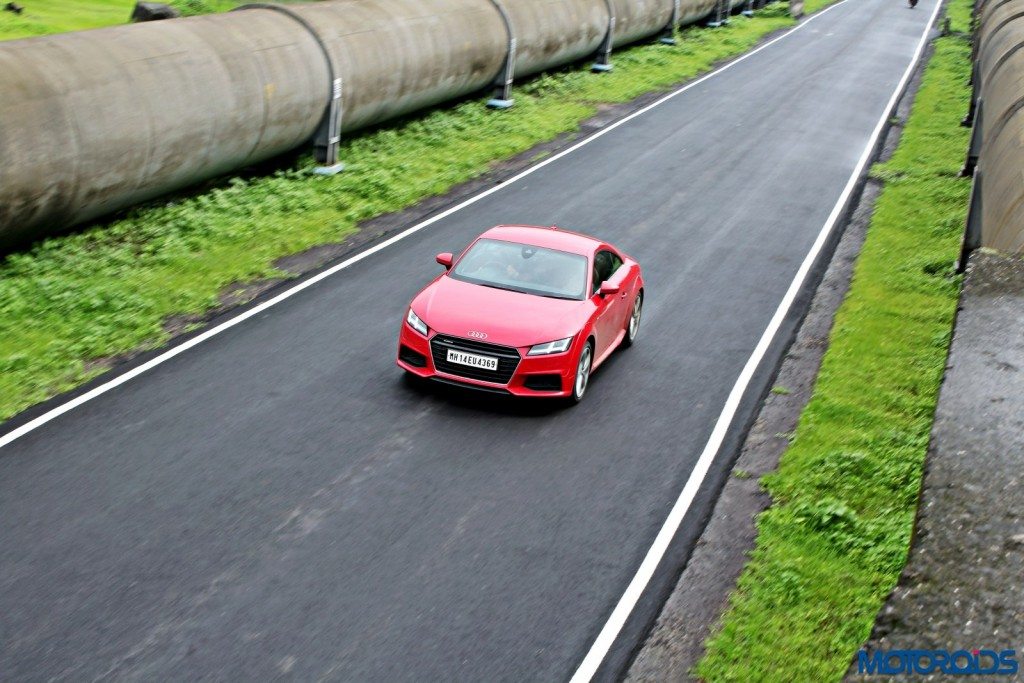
[623,8,948,682]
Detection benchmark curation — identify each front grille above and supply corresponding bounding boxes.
[430,334,520,384]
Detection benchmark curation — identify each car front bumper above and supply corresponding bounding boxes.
[396,323,575,398]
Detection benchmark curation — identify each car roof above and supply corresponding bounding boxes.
[479,225,606,256]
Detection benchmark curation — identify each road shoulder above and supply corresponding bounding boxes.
[625,18,944,682]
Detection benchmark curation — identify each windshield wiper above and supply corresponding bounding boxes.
[472,280,577,300]
[476,282,523,294]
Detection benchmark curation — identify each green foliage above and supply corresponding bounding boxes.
[167,0,218,16]
[802,0,836,15]
[0,0,273,40]
[0,0,135,39]
[696,5,973,680]
[0,7,796,421]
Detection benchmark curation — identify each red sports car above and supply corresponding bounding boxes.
[396,225,644,403]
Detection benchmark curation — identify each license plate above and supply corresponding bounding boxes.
[447,349,498,371]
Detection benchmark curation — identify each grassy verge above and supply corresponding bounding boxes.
[802,0,836,14]
[0,0,247,40]
[0,0,134,39]
[0,5,804,421]
[695,1,973,680]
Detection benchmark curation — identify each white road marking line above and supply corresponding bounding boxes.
[1,3,844,445]
[568,0,946,679]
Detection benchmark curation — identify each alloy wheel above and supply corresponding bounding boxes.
[574,344,593,400]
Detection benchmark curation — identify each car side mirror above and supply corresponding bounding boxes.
[599,281,619,296]
[436,252,453,269]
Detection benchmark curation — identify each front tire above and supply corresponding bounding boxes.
[621,291,643,348]
[570,341,594,404]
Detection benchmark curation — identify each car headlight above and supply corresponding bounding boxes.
[406,308,428,336]
[527,336,573,356]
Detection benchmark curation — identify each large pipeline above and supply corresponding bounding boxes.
[0,0,728,248]
[964,0,1024,254]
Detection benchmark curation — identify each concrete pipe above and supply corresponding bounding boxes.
[0,0,726,249]
[276,0,508,132]
[502,0,607,73]
[970,0,1024,253]
[0,11,329,247]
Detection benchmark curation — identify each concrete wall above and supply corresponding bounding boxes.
[0,0,730,248]
[971,0,1024,253]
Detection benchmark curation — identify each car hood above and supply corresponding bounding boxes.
[412,275,589,348]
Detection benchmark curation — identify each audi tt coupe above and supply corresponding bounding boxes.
[396,225,644,403]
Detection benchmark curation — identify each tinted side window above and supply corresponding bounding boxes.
[593,250,626,293]
[593,249,622,291]
[608,252,623,276]
[592,251,611,294]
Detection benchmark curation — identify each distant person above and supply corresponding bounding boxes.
[908,0,918,8]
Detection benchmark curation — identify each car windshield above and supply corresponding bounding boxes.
[449,238,589,300]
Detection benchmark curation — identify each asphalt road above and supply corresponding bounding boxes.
[0,1,936,679]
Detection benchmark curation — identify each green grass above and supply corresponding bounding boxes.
[0,5,804,421]
[803,0,837,15]
[695,2,973,680]
[0,0,268,40]
[0,0,135,39]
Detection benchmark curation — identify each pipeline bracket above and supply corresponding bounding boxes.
[234,3,345,170]
[957,168,983,273]
[708,0,731,26]
[962,60,979,126]
[593,0,616,71]
[486,0,517,108]
[660,0,681,44]
[314,76,344,171]
[961,98,982,176]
